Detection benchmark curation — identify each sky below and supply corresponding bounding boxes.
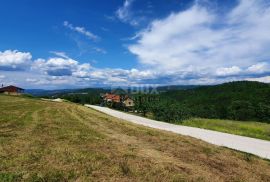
[0,0,270,89]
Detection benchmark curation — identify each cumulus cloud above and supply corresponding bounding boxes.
[73,63,92,78]
[32,57,91,77]
[246,62,270,75]
[0,50,32,71]
[0,49,147,87]
[216,66,242,77]
[86,68,160,86]
[129,0,270,81]
[63,21,99,41]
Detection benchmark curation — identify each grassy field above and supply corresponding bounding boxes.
[1,95,270,181]
[182,118,270,141]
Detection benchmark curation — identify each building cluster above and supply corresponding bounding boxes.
[101,93,134,109]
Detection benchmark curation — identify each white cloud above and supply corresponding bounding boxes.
[116,0,139,26]
[246,76,270,83]
[129,0,270,80]
[216,66,242,77]
[73,63,91,78]
[246,62,269,74]
[63,21,99,41]
[32,57,91,77]
[26,78,38,83]
[50,51,70,59]
[129,69,155,80]
[0,50,32,71]
[116,0,133,21]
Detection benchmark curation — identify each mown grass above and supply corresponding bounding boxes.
[181,118,270,141]
[1,94,270,181]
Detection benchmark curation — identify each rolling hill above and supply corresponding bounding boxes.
[0,95,270,181]
[160,81,270,122]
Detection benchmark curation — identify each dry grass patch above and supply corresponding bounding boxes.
[0,95,270,181]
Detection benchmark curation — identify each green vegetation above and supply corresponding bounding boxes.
[38,81,270,124]
[132,81,270,124]
[161,81,270,123]
[181,118,270,141]
[1,95,270,181]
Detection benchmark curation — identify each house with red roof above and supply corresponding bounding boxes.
[103,93,121,103]
[0,85,25,95]
[101,93,134,108]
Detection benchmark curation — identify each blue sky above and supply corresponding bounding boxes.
[0,0,270,89]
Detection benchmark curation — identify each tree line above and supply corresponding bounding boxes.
[134,81,270,123]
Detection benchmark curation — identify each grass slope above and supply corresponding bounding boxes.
[0,95,270,181]
[182,118,270,141]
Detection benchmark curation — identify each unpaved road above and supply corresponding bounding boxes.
[85,105,270,160]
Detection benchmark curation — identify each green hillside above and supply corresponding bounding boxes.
[160,81,270,122]
[1,95,270,181]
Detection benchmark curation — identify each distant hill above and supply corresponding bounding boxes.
[26,88,109,97]
[26,85,199,97]
[157,85,199,92]
[160,81,270,122]
[25,89,74,96]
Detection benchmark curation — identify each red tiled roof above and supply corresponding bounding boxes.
[0,85,24,92]
[104,93,121,102]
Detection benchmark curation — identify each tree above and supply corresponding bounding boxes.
[134,94,153,116]
[256,103,270,123]
[228,100,256,121]
[151,100,190,123]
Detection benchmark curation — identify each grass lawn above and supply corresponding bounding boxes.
[181,118,270,141]
[1,95,270,181]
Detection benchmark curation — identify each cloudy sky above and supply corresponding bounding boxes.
[0,0,270,89]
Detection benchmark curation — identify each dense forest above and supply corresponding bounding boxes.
[137,81,270,123]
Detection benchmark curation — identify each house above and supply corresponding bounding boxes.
[0,85,24,95]
[102,93,121,103]
[102,93,134,108]
[123,97,134,107]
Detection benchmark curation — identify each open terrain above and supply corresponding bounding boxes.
[1,95,270,181]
